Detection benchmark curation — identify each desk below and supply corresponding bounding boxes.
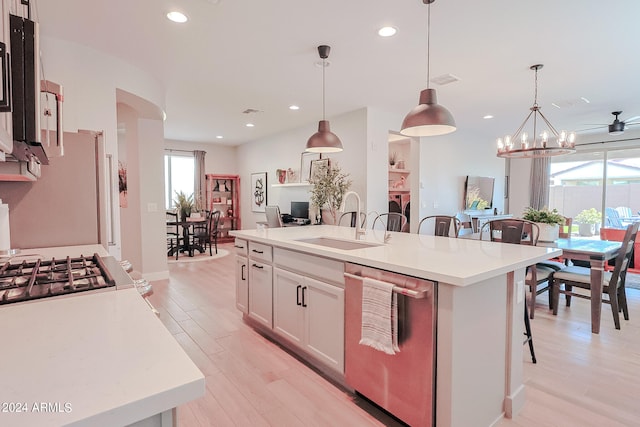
[538,238,622,334]
[167,219,207,257]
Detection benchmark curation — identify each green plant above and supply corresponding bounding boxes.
[522,207,565,225]
[309,162,352,224]
[173,191,194,220]
[574,208,602,225]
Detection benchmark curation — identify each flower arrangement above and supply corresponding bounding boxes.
[522,207,565,225]
[309,162,352,224]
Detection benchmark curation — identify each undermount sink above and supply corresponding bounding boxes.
[294,237,382,250]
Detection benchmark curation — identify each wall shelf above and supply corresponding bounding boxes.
[388,168,410,174]
[271,182,313,188]
[206,174,240,242]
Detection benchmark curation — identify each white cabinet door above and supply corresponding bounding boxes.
[273,268,304,347]
[235,255,248,313]
[248,261,273,328]
[304,276,345,373]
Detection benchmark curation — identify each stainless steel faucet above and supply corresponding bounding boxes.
[341,191,366,240]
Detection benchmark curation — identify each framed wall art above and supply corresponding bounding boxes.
[300,152,321,182]
[310,158,330,181]
[251,172,267,212]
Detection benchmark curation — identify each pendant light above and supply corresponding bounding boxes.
[306,45,343,153]
[400,0,456,137]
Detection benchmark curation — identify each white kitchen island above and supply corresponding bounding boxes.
[0,246,205,427]
[231,225,561,427]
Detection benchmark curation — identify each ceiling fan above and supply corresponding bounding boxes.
[580,111,640,135]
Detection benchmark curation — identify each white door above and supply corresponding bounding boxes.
[273,268,304,347]
[304,276,345,373]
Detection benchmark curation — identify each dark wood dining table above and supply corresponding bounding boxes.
[462,232,622,333]
[167,218,207,257]
[537,238,622,334]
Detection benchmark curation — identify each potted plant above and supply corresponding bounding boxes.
[522,206,565,242]
[309,162,352,224]
[173,191,194,221]
[575,208,602,236]
[389,151,397,168]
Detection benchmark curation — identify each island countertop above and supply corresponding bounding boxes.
[231,225,562,286]
[0,287,205,427]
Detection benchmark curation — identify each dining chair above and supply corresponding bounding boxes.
[166,211,181,260]
[193,210,221,255]
[605,207,625,229]
[338,211,367,228]
[480,218,565,319]
[550,221,640,330]
[371,212,407,232]
[417,215,461,237]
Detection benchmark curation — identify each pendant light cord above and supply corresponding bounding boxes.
[533,67,539,108]
[322,57,326,120]
[426,2,431,88]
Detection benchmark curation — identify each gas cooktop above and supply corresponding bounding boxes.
[0,253,116,305]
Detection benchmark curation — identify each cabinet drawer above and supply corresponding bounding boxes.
[274,247,344,286]
[249,241,273,263]
[234,238,248,256]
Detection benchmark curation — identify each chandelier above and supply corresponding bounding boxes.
[496,64,576,158]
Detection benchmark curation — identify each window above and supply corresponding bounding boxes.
[549,145,640,231]
[165,152,195,210]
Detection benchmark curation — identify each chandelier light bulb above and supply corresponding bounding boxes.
[505,135,512,150]
[568,132,576,147]
[497,138,504,151]
[541,131,549,146]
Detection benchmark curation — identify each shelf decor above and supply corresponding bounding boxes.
[251,172,267,212]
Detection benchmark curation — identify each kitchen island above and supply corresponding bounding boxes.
[231,225,561,427]
[0,245,205,427]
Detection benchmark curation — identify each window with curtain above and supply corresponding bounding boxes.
[165,151,195,210]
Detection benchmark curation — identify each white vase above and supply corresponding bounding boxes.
[578,223,595,237]
[537,223,559,242]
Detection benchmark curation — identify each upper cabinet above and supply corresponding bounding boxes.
[206,174,241,242]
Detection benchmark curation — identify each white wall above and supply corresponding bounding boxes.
[418,127,507,219]
[236,108,370,229]
[40,36,166,272]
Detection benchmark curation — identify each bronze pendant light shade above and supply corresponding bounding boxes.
[400,0,456,137]
[306,45,343,153]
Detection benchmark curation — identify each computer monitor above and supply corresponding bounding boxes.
[291,201,309,220]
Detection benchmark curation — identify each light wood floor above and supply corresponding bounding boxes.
[148,243,640,426]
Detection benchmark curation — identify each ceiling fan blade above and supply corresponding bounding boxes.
[623,116,640,123]
[582,123,608,126]
[577,125,607,132]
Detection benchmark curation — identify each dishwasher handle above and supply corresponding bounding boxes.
[343,272,430,299]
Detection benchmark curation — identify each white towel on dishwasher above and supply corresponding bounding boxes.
[359,277,400,355]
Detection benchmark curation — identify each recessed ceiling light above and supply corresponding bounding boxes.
[483,115,494,119]
[166,11,188,23]
[246,123,255,127]
[580,97,591,104]
[378,26,397,37]
[551,103,561,109]
[216,135,223,139]
[289,105,300,110]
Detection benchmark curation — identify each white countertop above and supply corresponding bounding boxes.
[5,244,110,260]
[0,288,205,427]
[231,225,562,286]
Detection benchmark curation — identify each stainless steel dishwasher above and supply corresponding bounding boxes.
[344,263,437,427]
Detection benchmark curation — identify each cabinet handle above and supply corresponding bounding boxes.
[251,263,263,269]
[296,284,302,306]
[302,286,307,307]
[234,245,244,249]
[241,264,246,281]
[252,249,264,254]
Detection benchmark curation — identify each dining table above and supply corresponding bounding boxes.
[537,238,622,334]
[167,217,208,257]
[462,232,622,334]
